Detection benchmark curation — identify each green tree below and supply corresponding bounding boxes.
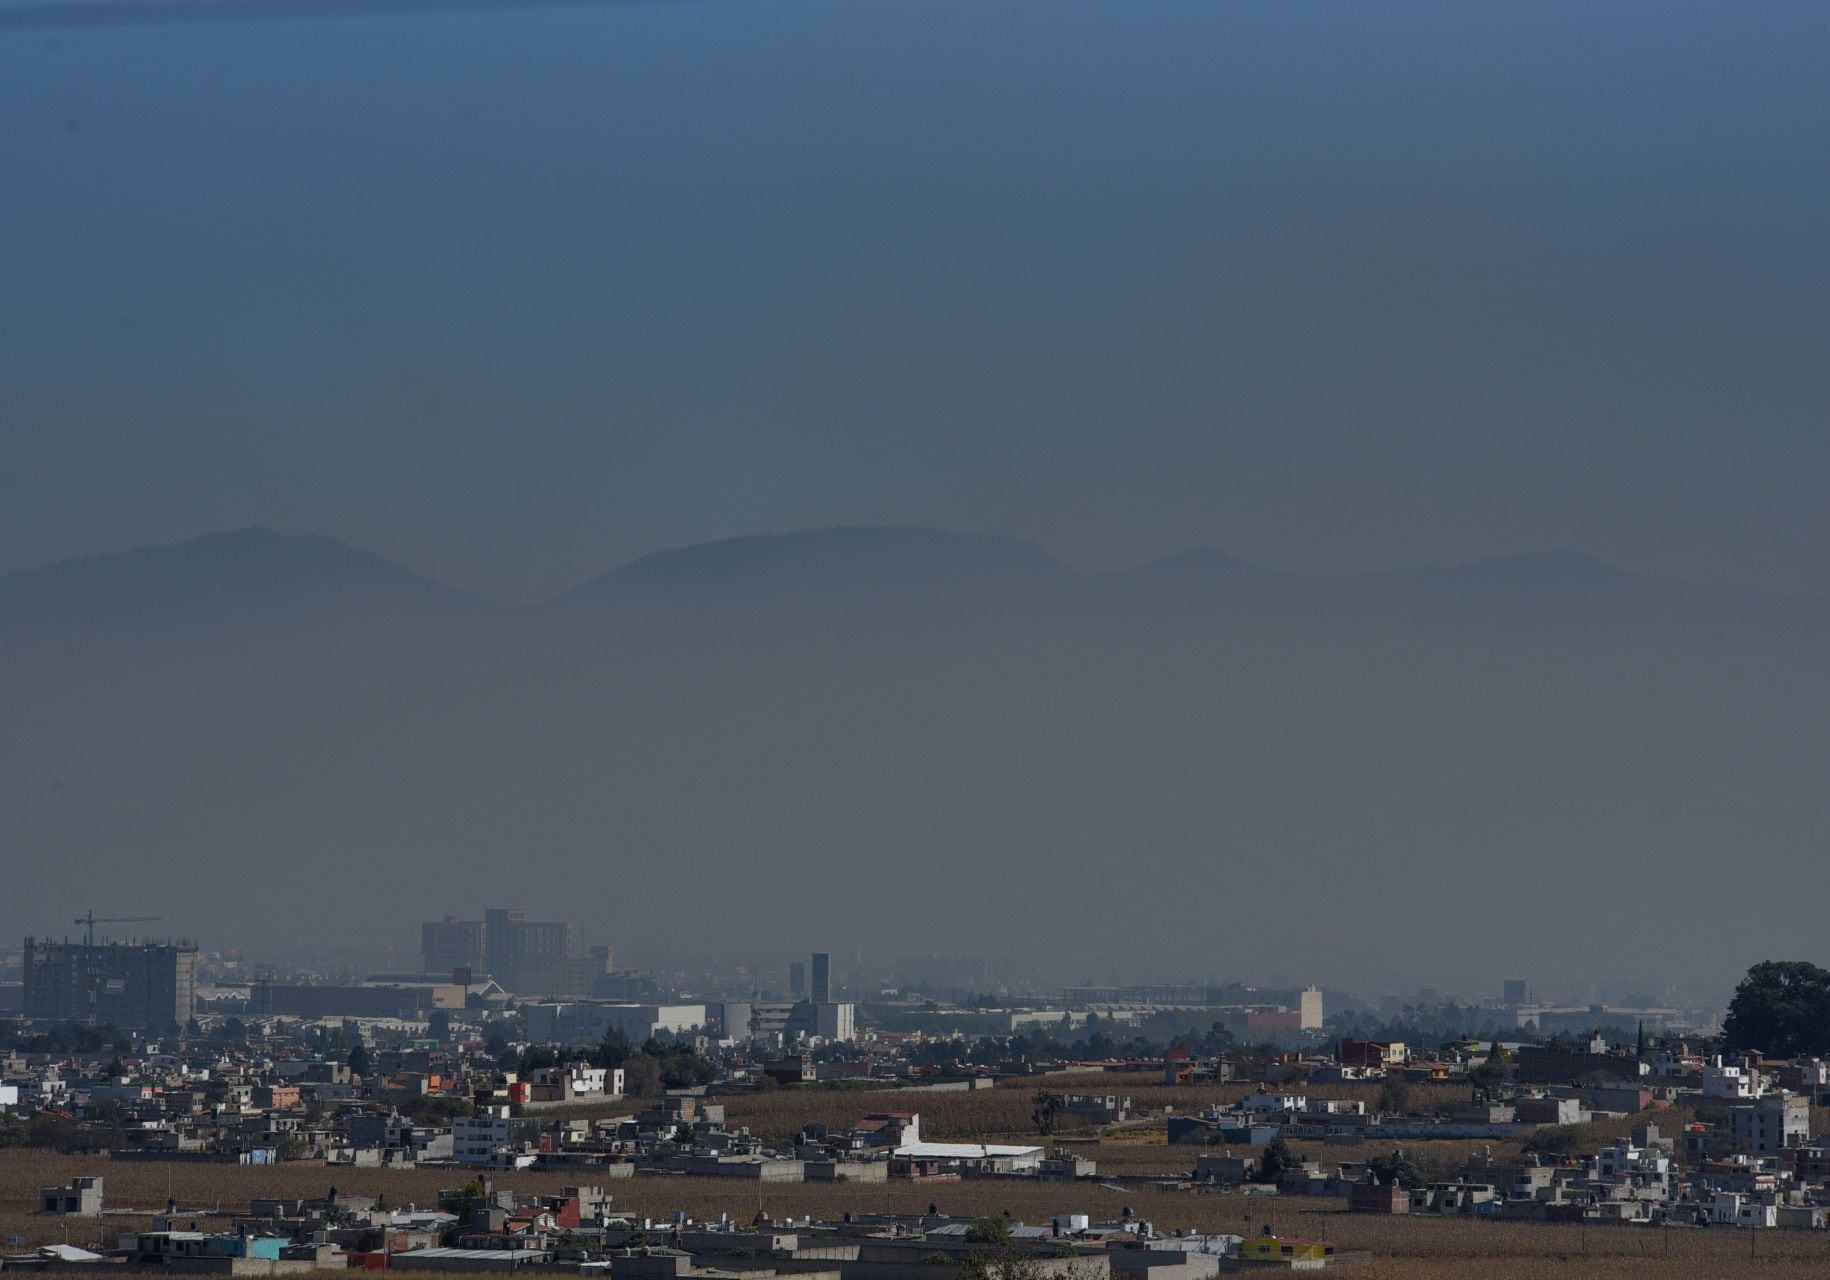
[1258,1137,1298,1184]
[1366,1146,1424,1189]
[964,1217,1013,1246]
[1722,961,1830,1057]
[519,1045,560,1071]
[347,1044,372,1077]
[1522,1124,1583,1158]
[1377,1076,1412,1115]
[591,1030,633,1069]
[1031,1090,1064,1136]
[1470,1045,1511,1087]
[622,1055,662,1098]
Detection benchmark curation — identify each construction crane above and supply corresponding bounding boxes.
[74,910,161,948]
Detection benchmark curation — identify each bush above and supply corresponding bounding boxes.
[1522,1124,1584,1157]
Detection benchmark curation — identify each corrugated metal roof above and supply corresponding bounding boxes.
[927,1224,1053,1239]
[894,1142,1043,1159]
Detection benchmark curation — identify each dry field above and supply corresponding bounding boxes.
[0,1083,1802,1280]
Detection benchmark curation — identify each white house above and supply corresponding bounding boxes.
[453,1105,532,1167]
[525,1064,622,1100]
[1703,1057,1760,1100]
[1596,1141,1669,1179]
[1711,1193,1777,1228]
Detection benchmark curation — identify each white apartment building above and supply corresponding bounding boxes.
[1730,1091,1810,1154]
[1703,1057,1761,1099]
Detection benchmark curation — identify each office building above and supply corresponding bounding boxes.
[422,917,487,977]
[418,908,608,998]
[811,952,831,1004]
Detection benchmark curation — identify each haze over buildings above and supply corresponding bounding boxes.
[3,4,1829,991]
[1,522,1827,992]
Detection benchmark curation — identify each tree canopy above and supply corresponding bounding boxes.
[1366,1147,1424,1189]
[964,1217,1013,1246]
[1722,960,1830,1057]
[1258,1137,1299,1184]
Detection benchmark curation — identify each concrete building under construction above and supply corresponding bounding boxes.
[21,937,199,1031]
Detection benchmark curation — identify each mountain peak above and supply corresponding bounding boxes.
[0,526,488,628]
[552,524,1069,608]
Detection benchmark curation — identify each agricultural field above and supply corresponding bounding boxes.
[0,1078,1807,1279]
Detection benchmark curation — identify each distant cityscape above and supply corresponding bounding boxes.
[2,906,1725,1046]
[4,904,1828,1278]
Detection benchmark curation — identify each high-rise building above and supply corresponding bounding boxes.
[484,908,576,997]
[815,1001,856,1042]
[422,917,487,977]
[789,961,806,1001]
[1298,985,1324,1030]
[22,937,198,1031]
[1503,979,1528,1005]
[811,952,831,1004]
[420,908,603,998]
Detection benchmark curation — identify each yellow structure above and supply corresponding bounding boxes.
[1239,1235,1332,1266]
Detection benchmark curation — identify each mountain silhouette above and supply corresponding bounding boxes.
[3,525,1825,989]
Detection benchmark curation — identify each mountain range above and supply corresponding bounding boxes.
[4,525,1826,990]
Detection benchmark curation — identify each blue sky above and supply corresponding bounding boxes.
[4,0,1828,602]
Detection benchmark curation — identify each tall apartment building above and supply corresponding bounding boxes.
[22,938,198,1031]
[811,952,831,1004]
[420,908,607,998]
[1299,985,1324,1030]
[789,961,806,1001]
[421,917,487,977]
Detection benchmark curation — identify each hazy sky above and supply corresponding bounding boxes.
[4,1,1829,603]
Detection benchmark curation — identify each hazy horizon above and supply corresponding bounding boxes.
[5,2,1828,999]
[13,520,1827,608]
[7,3,1830,605]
